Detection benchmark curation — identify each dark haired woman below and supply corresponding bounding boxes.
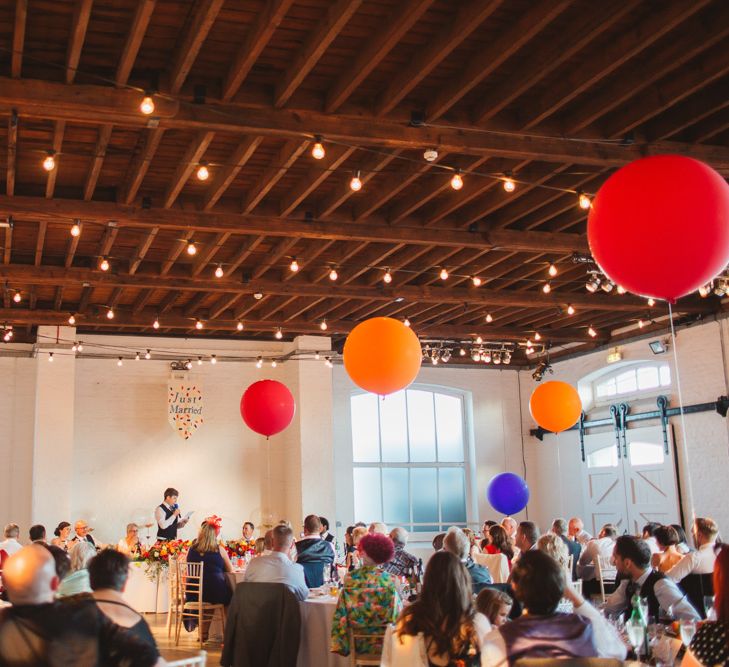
[51,521,71,551]
[382,551,490,666]
[484,524,515,570]
[651,525,684,573]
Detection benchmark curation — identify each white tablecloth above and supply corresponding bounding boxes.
[297,597,348,667]
[125,562,169,613]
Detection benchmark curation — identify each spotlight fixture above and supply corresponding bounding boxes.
[70,220,81,237]
[567,304,575,315]
[482,351,492,364]
[106,308,114,319]
[471,276,482,287]
[68,313,76,325]
[503,351,512,365]
[577,190,591,210]
[493,351,502,365]
[42,151,56,172]
[532,360,553,382]
[139,95,155,115]
[186,242,197,256]
[601,281,614,293]
[383,269,392,284]
[329,268,338,281]
[289,258,299,272]
[349,171,362,192]
[441,349,451,363]
[214,265,224,278]
[588,326,597,338]
[542,282,551,294]
[99,257,110,272]
[471,350,481,362]
[12,291,21,303]
[311,136,325,160]
[450,170,463,191]
[439,268,449,281]
[649,339,668,355]
[548,263,558,277]
[237,321,244,331]
[320,320,328,331]
[485,313,493,323]
[196,163,209,181]
[145,349,151,359]
[153,318,160,329]
[503,176,515,192]
[585,273,601,293]
[275,328,283,340]
[195,319,203,330]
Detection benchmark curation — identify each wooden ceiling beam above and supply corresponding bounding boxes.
[121,127,165,205]
[225,235,265,275]
[34,221,46,266]
[6,112,17,196]
[131,288,154,314]
[191,232,231,277]
[162,131,215,208]
[0,263,709,313]
[96,223,119,259]
[11,0,27,79]
[209,293,243,320]
[202,136,262,210]
[222,0,294,102]
[45,121,65,199]
[426,1,571,120]
[128,227,157,275]
[64,221,82,268]
[243,139,309,213]
[160,232,192,277]
[251,237,299,280]
[338,244,404,285]
[3,78,729,169]
[325,0,434,113]
[282,240,335,282]
[275,0,361,108]
[3,223,12,265]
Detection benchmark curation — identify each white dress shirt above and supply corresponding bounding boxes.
[154,502,189,531]
[604,568,700,620]
[244,551,309,601]
[480,601,627,666]
[577,537,615,581]
[666,542,716,582]
[573,529,593,546]
[0,538,22,556]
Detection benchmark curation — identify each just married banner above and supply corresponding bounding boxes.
[168,381,204,440]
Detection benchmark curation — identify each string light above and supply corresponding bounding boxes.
[503,176,515,192]
[485,313,493,323]
[271,360,277,368]
[145,349,151,359]
[70,220,81,237]
[185,360,192,370]
[329,268,338,281]
[349,171,362,192]
[68,313,76,325]
[542,282,551,294]
[315,351,320,360]
[214,265,224,278]
[534,332,542,341]
[588,326,597,338]
[289,258,299,272]
[325,357,333,368]
[450,170,463,191]
[71,342,78,352]
[196,163,209,181]
[48,352,54,362]
[567,304,575,315]
[106,308,114,319]
[186,242,197,256]
[210,355,217,364]
[195,319,203,330]
[311,136,325,160]
[117,357,123,366]
[256,356,263,368]
[548,263,558,277]
[152,318,160,330]
[237,321,244,331]
[459,348,466,356]
[647,298,655,307]
[471,276,482,287]
[439,268,449,281]
[139,95,155,115]
[638,319,645,329]
[320,320,328,331]
[12,291,21,303]
[475,336,483,345]
[42,151,56,171]
[197,356,203,365]
[275,328,283,339]
[77,342,83,352]
[578,191,592,210]
[135,352,140,361]
[99,257,110,271]
[383,269,392,284]
[404,318,410,327]
[526,347,534,356]
[616,285,627,295]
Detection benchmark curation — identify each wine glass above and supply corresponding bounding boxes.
[704,595,716,621]
[626,618,646,657]
[680,619,697,647]
[322,564,331,587]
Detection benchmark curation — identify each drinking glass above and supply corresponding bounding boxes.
[704,595,716,621]
[679,619,697,646]
[626,618,646,656]
[322,565,331,586]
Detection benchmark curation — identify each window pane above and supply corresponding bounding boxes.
[629,441,664,466]
[586,445,618,468]
[616,370,637,395]
[353,468,382,523]
[351,394,380,462]
[379,391,408,462]
[382,468,409,526]
[660,365,671,386]
[435,394,464,462]
[637,366,659,390]
[439,468,466,524]
[407,390,436,462]
[411,468,438,532]
[605,380,617,397]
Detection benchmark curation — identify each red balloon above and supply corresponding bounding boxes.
[240,380,295,438]
[588,155,729,302]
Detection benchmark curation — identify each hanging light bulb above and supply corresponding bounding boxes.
[638,319,645,329]
[145,349,151,359]
[311,136,325,160]
[325,357,333,368]
[48,352,54,362]
[99,257,110,272]
[117,357,123,367]
[237,321,244,331]
[275,328,283,340]
[403,318,410,327]
[548,263,558,277]
[197,356,203,365]
[577,190,591,209]
[320,320,328,331]
[139,95,155,115]
[70,220,81,237]
[503,176,515,192]
[186,242,197,256]
[214,265,224,278]
[459,348,466,356]
[450,170,463,191]
[534,332,542,341]
[289,258,299,272]
[210,355,217,364]
[153,318,160,330]
[439,267,449,281]
[349,171,362,192]
[106,308,114,319]
[271,360,278,368]
[71,342,78,352]
[616,285,627,295]
[329,268,338,281]
[196,163,209,181]
[77,341,83,352]
[485,313,493,323]
[135,352,140,361]
[588,326,597,338]
[383,269,392,284]
[526,346,534,356]
[12,291,21,303]
[256,356,263,369]
[42,151,56,172]
[647,297,655,307]
[185,360,193,370]
[68,313,76,325]
[471,276,482,287]
[542,282,551,294]
[567,304,575,315]
[314,351,320,360]
[195,319,203,330]
[475,336,483,345]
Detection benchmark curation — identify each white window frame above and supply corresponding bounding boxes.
[349,384,474,540]
[592,361,671,408]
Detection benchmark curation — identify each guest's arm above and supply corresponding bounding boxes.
[603,579,629,616]
[655,579,701,620]
[665,552,698,582]
[480,627,509,667]
[219,545,234,573]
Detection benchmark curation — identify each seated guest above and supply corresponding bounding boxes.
[443,526,492,594]
[382,551,490,666]
[672,523,692,554]
[551,517,580,579]
[537,533,570,573]
[369,521,388,535]
[51,522,71,551]
[515,521,539,554]
[668,517,719,582]
[463,528,481,557]
[29,524,47,544]
[331,533,401,657]
[347,525,368,571]
[320,516,335,543]
[72,520,97,548]
[481,551,626,665]
[642,521,662,554]
[57,540,96,597]
[651,525,684,573]
[568,516,593,546]
[501,517,518,541]
[604,535,700,620]
[482,520,497,541]
[0,523,22,556]
[0,545,162,666]
[683,544,729,667]
[241,521,255,542]
[432,532,446,552]
[186,519,233,606]
[577,523,617,596]
[476,588,513,628]
[254,537,265,555]
[244,524,308,601]
[484,524,515,570]
[89,549,158,654]
[296,514,334,587]
[117,523,141,557]
[262,529,274,556]
[384,527,419,577]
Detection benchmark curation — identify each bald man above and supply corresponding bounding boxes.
[0,545,164,666]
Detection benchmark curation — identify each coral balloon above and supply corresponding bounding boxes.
[529,381,582,434]
[588,155,729,302]
[240,380,295,438]
[487,473,530,516]
[343,317,421,395]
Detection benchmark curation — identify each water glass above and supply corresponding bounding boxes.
[679,619,697,647]
[704,595,716,621]
[323,565,331,586]
[626,618,646,656]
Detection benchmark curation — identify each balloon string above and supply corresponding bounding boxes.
[668,301,696,522]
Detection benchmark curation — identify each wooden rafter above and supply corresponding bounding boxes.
[6,111,17,196]
[251,238,299,280]
[11,0,27,79]
[191,232,231,277]
[128,228,158,275]
[162,131,215,208]
[202,136,262,210]
[243,140,310,213]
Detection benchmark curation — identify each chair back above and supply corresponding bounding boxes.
[678,572,714,619]
[515,659,623,667]
[474,552,509,584]
[594,555,616,604]
[183,560,205,602]
[347,623,390,666]
[167,650,207,666]
[566,554,574,579]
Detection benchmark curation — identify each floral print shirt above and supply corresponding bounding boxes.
[330,565,402,656]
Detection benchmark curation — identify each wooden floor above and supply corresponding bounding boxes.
[147,612,223,664]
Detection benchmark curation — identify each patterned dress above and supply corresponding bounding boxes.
[330,565,402,656]
[688,621,728,666]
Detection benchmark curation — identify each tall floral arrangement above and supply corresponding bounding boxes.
[134,539,192,579]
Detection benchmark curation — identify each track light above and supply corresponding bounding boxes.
[42,151,56,171]
[12,291,21,303]
[71,220,81,237]
[214,265,224,278]
[471,276,482,287]
[577,191,591,210]
[99,257,110,271]
[349,171,362,191]
[237,321,244,331]
[601,281,614,293]
[699,284,712,298]
[329,268,338,281]
[383,269,392,284]
[450,170,463,191]
[493,352,501,365]
[186,242,197,256]
[195,319,203,330]
[503,351,512,365]
[439,268,449,280]
[68,314,76,325]
[585,274,600,293]
[140,95,155,115]
[311,136,325,160]
[482,351,492,364]
[275,328,283,340]
[196,163,209,181]
[290,258,299,272]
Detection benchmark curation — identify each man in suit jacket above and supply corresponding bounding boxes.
[552,518,581,581]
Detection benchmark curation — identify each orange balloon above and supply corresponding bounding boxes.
[529,381,582,434]
[343,317,421,395]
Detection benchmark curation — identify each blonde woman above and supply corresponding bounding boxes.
[57,540,96,597]
[117,523,141,557]
[537,533,570,572]
[346,525,368,571]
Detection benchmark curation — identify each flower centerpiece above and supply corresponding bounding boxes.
[224,538,257,559]
[134,539,191,579]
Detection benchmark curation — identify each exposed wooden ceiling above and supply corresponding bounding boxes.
[0,0,727,363]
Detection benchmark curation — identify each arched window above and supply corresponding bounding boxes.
[593,362,671,404]
[350,387,469,535]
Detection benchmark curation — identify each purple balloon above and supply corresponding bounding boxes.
[487,473,530,515]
